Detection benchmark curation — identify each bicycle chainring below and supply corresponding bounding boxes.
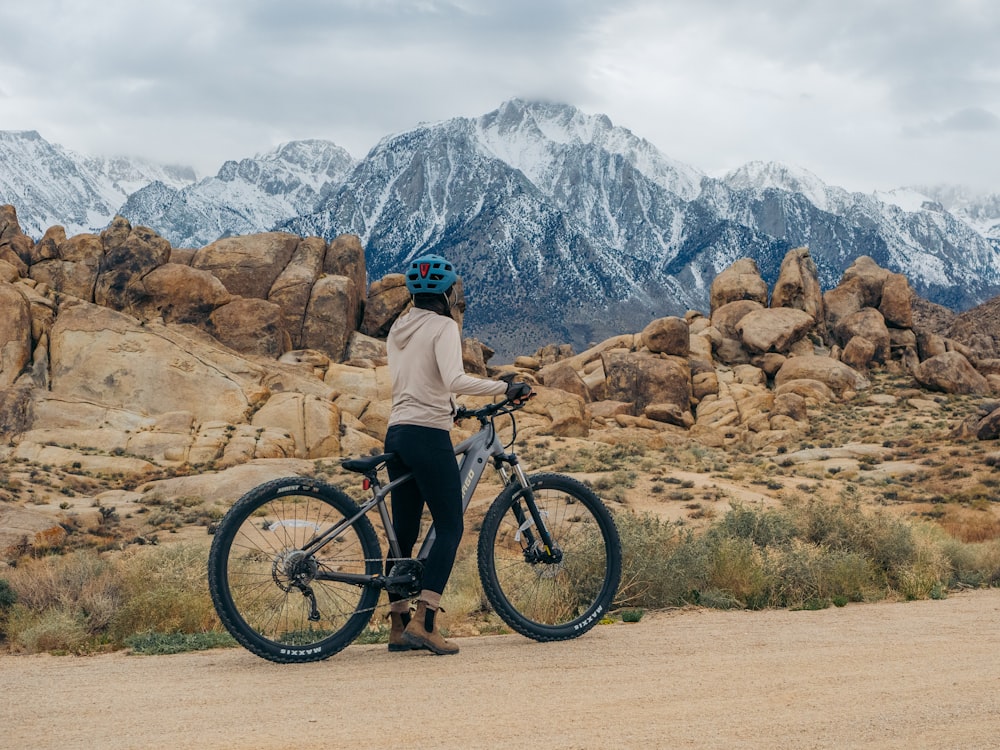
[386,559,424,597]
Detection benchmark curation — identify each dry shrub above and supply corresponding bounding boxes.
[110,542,218,640]
[707,537,770,607]
[4,549,124,652]
[8,608,91,653]
[935,507,1000,543]
[930,527,1000,588]
[440,548,507,635]
[609,497,976,613]
[769,540,875,608]
[4,542,218,653]
[612,512,692,608]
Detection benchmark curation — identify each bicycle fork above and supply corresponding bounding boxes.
[499,459,562,565]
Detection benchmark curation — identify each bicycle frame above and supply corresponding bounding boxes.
[299,410,557,589]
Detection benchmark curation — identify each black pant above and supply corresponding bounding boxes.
[383,424,464,598]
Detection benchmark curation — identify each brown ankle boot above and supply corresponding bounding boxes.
[388,610,415,652]
[402,601,459,655]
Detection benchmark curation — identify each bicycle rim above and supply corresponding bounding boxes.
[478,473,621,641]
[208,478,381,663]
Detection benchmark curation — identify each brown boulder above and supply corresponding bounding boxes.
[49,302,267,424]
[644,402,695,428]
[301,275,361,361]
[345,332,388,367]
[325,234,367,301]
[462,338,488,376]
[879,273,914,329]
[31,226,64,263]
[642,316,690,356]
[840,256,889,305]
[133,263,233,324]
[602,350,692,421]
[0,205,32,273]
[774,378,836,405]
[93,218,173,313]
[710,258,768,314]
[523,386,589,437]
[251,392,342,458]
[916,330,949,360]
[736,307,815,354]
[692,370,720,401]
[541,361,591,402]
[0,282,31,387]
[361,274,411,338]
[834,308,890,362]
[192,232,299,299]
[841,336,877,371]
[711,300,764,338]
[752,352,787,377]
[771,247,825,323]
[773,391,808,422]
[29,232,105,301]
[976,406,1000,440]
[210,298,290,358]
[824,277,866,333]
[267,236,327,347]
[30,258,97,301]
[914,351,990,395]
[0,259,19,283]
[774,355,870,397]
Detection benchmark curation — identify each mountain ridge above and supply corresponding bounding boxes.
[2,101,1000,357]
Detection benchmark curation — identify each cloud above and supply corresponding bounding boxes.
[904,107,1000,138]
[0,0,998,189]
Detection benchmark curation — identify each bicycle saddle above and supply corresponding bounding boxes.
[341,453,394,474]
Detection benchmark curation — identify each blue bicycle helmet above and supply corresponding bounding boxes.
[405,254,457,294]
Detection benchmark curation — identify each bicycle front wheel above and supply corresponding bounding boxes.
[208,477,381,663]
[478,472,622,641]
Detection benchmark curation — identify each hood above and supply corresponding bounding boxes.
[388,307,438,350]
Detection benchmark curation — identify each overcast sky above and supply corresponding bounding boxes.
[1,0,998,193]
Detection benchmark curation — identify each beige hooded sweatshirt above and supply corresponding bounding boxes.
[386,307,507,431]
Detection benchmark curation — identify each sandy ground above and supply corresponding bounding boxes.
[4,589,1000,750]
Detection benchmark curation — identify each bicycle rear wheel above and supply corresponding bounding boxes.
[478,472,622,641]
[208,477,381,663]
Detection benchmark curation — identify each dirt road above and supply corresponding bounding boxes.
[5,589,1000,750]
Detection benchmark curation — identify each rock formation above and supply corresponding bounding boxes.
[2,206,1000,498]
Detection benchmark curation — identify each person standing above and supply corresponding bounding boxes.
[384,254,531,655]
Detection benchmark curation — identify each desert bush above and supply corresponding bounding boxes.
[4,549,123,652]
[4,543,222,654]
[109,543,219,641]
[609,496,992,613]
[613,512,697,608]
[709,502,795,548]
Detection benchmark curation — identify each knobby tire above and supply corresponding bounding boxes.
[207,477,381,663]
[477,473,622,641]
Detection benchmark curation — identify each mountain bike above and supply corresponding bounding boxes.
[207,395,623,663]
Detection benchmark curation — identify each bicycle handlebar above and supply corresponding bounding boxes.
[455,394,532,423]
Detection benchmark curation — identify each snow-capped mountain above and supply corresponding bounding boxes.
[283,100,1000,353]
[0,130,194,238]
[3,102,1000,358]
[907,185,1000,242]
[281,99,715,352]
[120,140,355,248]
[713,163,1000,309]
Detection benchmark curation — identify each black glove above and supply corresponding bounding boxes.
[505,381,532,403]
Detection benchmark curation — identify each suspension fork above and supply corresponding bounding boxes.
[498,457,561,562]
